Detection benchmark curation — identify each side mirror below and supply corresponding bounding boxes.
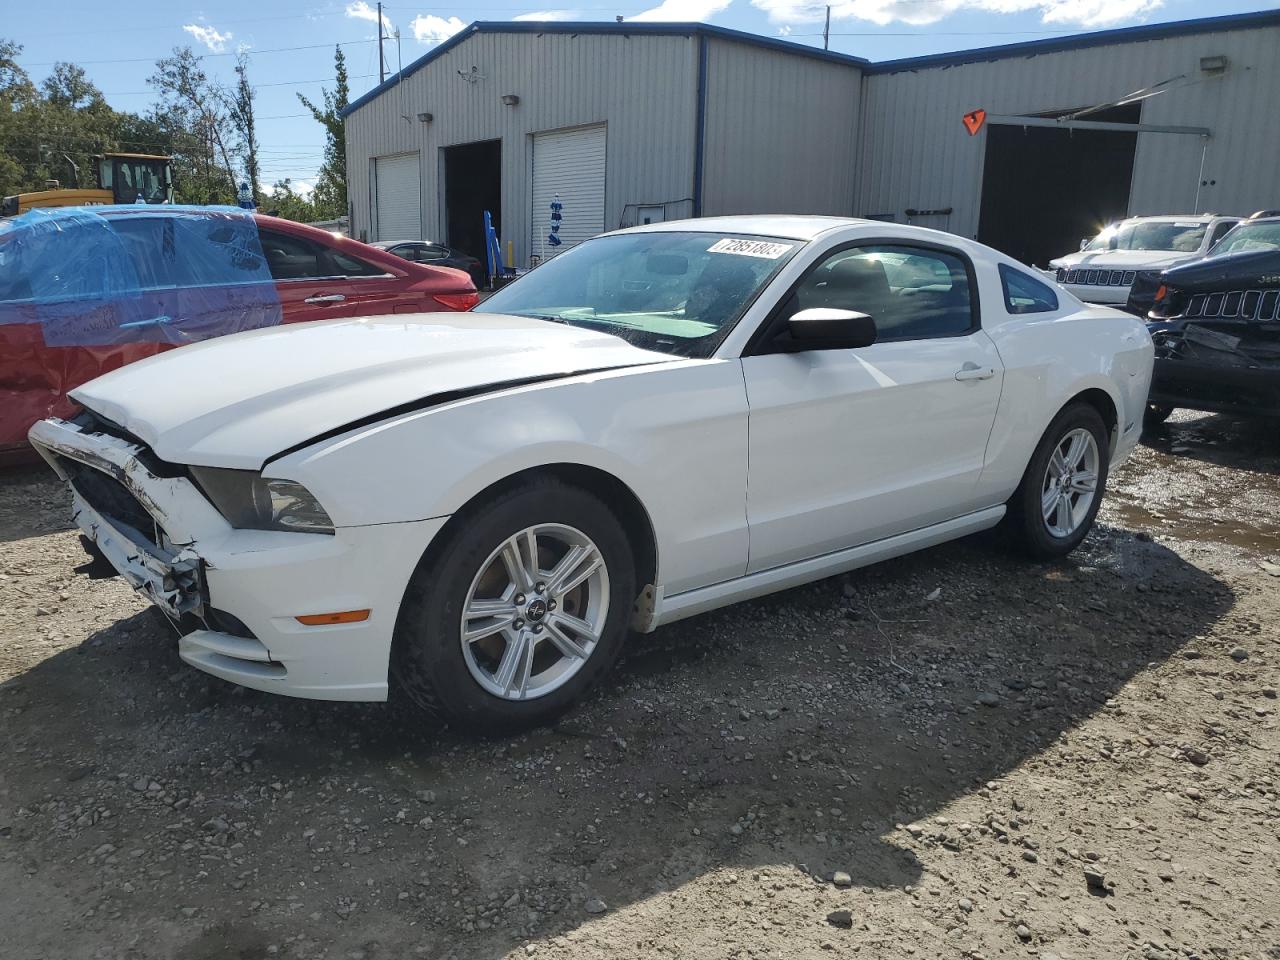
[1080,238,1091,251]
[784,308,877,351]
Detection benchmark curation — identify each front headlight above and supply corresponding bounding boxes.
[189,468,334,534]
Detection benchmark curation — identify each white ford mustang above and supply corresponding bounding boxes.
[30,217,1154,731]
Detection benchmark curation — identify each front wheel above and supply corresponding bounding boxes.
[392,478,635,733]
[1007,403,1109,559]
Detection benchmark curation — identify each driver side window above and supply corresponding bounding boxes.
[783,244,976,341]
[259,229,327,281]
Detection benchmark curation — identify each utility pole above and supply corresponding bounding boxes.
[377,1,386,83]
[823,5,831,50]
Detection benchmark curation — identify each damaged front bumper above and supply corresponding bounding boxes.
[1147,321,1280,417]
[29,416,447,702]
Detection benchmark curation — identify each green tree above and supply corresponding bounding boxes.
[0,53,120,197]
[41,62,103,110]
[297,45,349,220]
[0,38,34,104]
[148,46,237,204]
[0,39,34,195]
[261,178,319,222]
[229,52,261,207]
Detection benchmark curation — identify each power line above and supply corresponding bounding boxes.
[31,8,356,39]
[102,73,377,96]
[2,130,328,149]
[22,39,379,69]
[28,5,682,40]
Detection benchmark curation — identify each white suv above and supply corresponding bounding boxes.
[1044,215,1240,307]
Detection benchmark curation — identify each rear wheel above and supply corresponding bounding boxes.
[392,478,635,732]
[1007,403,1109,559]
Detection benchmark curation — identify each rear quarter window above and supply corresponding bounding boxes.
[1000,264,1059,314]
[329,248,389,277]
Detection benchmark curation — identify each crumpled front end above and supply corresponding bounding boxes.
[28,412,445,701]
[1148,319,1280,417]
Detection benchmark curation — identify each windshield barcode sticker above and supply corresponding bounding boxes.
[707,238,793,259]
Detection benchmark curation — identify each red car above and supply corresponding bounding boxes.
[0,209,477,464]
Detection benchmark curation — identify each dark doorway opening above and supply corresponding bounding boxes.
[443,139,501,267]
[977,104,1139,268]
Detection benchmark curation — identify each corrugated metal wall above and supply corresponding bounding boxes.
[856,23,1280,237]
[344,31,697,267]
[700,38,862,218]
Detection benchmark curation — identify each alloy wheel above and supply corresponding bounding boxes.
[1040,427,1100,538]
[459,523,610,701]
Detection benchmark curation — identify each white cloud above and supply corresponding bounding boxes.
[750,0,1162,28]
[182,23,233,53]
[630,0,732,22]
[1040,0,1163,26]
[345,1,393,33]
[514,9,581,20]
[411,14,467,43]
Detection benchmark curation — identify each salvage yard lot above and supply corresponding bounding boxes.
[1,412,1278,960]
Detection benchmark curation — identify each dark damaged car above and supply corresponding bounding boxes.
[1138,216,1280,425]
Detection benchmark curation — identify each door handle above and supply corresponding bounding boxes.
[304,294,346,304]
[955,363,996,382]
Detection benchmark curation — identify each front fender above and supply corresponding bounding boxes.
[270,359,751,597]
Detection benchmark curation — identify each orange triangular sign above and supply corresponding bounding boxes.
[963,108,987,136]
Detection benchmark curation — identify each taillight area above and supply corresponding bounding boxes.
[432,292,480,311]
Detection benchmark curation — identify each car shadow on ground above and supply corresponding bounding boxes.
[0,519,1234,958]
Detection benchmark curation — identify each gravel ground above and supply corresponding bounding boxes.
[1,410,1278,960]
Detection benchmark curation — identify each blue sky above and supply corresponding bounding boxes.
[5,0,1272,194]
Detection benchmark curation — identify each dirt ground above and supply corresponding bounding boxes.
[1,411,1277,960]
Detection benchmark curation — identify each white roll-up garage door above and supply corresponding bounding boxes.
[531,124,606,257]
[374,153,421,241]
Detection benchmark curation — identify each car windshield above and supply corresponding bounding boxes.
[1209,221,1280,256]
[481,232,799,356]
[1084,221,1207,253]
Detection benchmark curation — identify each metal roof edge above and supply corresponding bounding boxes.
[339,9,1280,118]
[339,20,869,118]
[863,8,1280,75]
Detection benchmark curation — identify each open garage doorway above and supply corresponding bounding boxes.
[443,139,501,267]
[977,105,1139,269]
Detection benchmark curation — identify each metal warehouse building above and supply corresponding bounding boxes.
[342,9,1280,270]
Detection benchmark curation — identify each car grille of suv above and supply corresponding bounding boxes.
[1185,289,1280,322]
[1057,268,1138,287]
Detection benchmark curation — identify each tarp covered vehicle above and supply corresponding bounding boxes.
[0,206,478,463]
[1142,215,1280,425]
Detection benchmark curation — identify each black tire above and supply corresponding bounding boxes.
[1143,403,1175,429]
[1007,402,1110,560]
[391,477,635,733]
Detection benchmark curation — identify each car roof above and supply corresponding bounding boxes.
[1112,214,1232,225]
[615,215,877,241]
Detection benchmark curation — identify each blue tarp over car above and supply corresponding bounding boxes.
[0,205,282,347]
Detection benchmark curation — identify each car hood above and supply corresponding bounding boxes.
[1049,249,1197,271]
[70,313,673,469]
[1161,247,1280,290]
